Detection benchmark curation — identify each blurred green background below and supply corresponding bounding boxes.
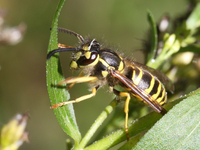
[0,0,188,149]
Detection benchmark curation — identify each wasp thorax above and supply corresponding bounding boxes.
[70,39,100,69]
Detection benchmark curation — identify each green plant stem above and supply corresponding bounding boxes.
[146,51,169,69]
[84,91,191,150]
[74,99,119,150]
[146,44,178,69]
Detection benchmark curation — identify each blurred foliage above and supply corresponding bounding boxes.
[1,0,199,150]
[0,114,29,150]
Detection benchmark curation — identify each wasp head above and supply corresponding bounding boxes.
[70,39,100,69]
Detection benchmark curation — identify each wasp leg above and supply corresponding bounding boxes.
[113,88,131,141]
[51,86,99,109]
[58,76,98,86]
[67,71,84,90]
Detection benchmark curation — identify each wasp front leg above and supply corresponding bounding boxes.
[112,88,131,141]
[57,76,98,86]
[67,71,84,90]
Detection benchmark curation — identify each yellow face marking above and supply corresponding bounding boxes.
[152,82,162,100]
[75,52,82,60]
[145,74,155,93]
[70,61,78,69]
[101,70,108,77]
[82,45,89,51]
[84,51,91,59]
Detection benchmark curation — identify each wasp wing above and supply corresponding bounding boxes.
[110,69,167,115]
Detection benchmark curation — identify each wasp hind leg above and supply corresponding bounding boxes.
[51,86,99,109]
[50,76,98,109]
[113,88,131,141]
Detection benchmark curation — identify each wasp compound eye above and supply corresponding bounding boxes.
[77,51,98,66]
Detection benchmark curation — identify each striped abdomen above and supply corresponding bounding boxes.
[124,66,167,105]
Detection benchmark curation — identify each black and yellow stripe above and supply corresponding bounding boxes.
[124,65,167,106]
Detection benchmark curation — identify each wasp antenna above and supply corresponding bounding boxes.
[47,48,79,60]
[57,27,85,44]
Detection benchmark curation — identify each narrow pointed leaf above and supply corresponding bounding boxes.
[46,0,81,144]
[147,10,158,62]
[133,89,200,150]
[186,3,200,30]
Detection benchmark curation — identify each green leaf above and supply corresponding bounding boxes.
[186,3,200,30]
[46,0,81,144]
[133,88,200,150]
[179,45,200,54]
[84,100,179,150]
[84,89,199,150]
[118,133,142,150]
[147,10,158,62]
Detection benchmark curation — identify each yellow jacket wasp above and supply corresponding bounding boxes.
[47,27,174,140]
